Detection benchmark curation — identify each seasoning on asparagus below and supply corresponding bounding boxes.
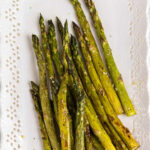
[70,35,140,150]
[32,35,60,150]
[91,135,104,150]
[57,73,72,150]
[84,0,136,116]
[66,53,115,150]
[48,20,64,81]
[30,83,51,150]
[70,35,128,150]
[69,0,123,115]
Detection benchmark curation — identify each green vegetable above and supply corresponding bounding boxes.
[56,17,64,43]
[66,54,85,150]
[69,0,123,115]
[84,0,136,116]
[40,15,60,124]
[85,97,116,150]
[39,14,55,81]
[48,20,64,81]
[32,34,60,150]
[62,20,70,72]
[74,83,85,150]
[65,50,115,150]
[73,23,128,150]
[30,84,51,150]
[70,35,139,150]
[58,73,72,150]
[59,20,75,148]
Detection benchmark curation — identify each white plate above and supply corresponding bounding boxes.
[0,0,149,149]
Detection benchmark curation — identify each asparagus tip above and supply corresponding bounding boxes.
[30,81,34,86]
[72,22,81,36]
[39,13,44,25]
[48,19,53,25]
[48,19,54,29]
[32,34,39,43]
[56,17,62,26]
[40,13,43,19]
[64,19,68,28]
[56,16,59,21]
[32,34,37,40]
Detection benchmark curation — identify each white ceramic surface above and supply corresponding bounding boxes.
[0,0,149,149]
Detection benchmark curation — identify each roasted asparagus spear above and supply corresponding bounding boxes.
[84,0,136,116]
[32,34,60,150]
[39,15,59,122]
[56,19,75,148]
[48,20,64,81]
[69,0,123,115]
[30,82,51,150]
[57,73,72,150]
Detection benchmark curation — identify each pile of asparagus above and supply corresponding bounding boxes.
[30,0,140,149]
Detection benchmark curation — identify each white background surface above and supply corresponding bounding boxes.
[0,0,149,149]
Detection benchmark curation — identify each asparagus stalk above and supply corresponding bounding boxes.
[65,52,115,150]
[57,73,72,150]
[30,87,51,150]
[91,135,104,150]
[39,15,61,124]
[31,81,39,95]
[62,20,70,71]
[85,96,116,150]
[39,14,55,81]
[69,0,123,115]
[84,0,136,116]
[70,35,140,150]
[56,17,76,117]
[32,35,60,150]
[56,17,64,44]
[74,87,85,150]
[48,20,64,81]
[74,82,85,150]
[84,115,93,150]
[58,20,75,148]
[73,23,128,150]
